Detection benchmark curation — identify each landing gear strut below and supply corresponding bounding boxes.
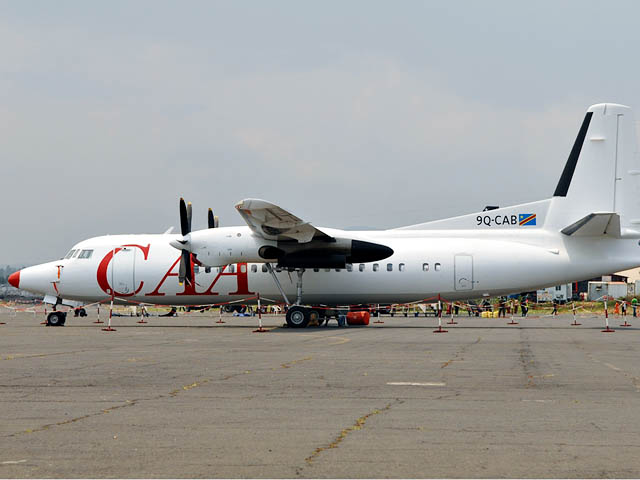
[265,265,323,328]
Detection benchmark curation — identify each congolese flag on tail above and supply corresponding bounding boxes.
[519,213,536,226]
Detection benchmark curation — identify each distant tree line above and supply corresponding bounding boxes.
[0,266,21,284]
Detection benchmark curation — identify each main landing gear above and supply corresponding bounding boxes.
[285,305,321,328]
[46,311,67,326]
[264,265,322,328]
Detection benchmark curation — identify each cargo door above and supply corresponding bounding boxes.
[111,247,135,295]
[454,254,473,291]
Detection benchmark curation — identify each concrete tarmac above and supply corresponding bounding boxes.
[1,308,640,478]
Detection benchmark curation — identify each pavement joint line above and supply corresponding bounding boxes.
[573,340,640,392]
[440,336,481,369]
[2,350,91,361]
[302,399,402,468]
[280,356,312,369]
[386,382,446,386]
[6,353,316,437]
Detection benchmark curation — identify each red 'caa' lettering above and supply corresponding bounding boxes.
[145,259,253,297]
[97,244,151,296]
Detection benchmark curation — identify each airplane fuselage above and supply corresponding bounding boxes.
[15,227,640,307]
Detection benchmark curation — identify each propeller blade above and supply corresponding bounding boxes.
[208,208,215,229]
[179,198,190,236]
[185,254,193,285]
[187,202,193,233]
[214,215,219,228]
[178,250,187,284]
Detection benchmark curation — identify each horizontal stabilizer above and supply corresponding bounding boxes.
[561,213,615,236]
[561,212,640,238]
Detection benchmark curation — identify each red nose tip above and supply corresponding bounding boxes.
[8,271,20,288]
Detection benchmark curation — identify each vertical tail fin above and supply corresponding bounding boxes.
[550,103,640,237]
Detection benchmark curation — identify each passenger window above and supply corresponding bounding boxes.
[435,263,441,271]
[399,263,405,272]
[251,264,257,273]
[240,264,247,273]
[229,264,236,273]
[373,263,379,272]
[387,263,393,271]
[262,264,268,273]
[359,264,365,272]
[193,265,200,274]
[423,263,429,271]
[324,268,331,272]
[346,264,353,272]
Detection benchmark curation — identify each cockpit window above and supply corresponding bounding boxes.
[78,249,93,259]
[64,249,77,259]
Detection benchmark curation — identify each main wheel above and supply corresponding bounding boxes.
[79,308,87,317]
[47,312,66,327]
[286,306,309,328]
[308,309,321,326]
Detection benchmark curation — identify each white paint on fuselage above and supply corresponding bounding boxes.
[18,227,640,307]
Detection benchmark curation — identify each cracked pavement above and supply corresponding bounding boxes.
[2,310,640,477]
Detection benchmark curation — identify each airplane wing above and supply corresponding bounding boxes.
[235,198,332,243]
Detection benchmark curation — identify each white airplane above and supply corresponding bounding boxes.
[9,103,640,328]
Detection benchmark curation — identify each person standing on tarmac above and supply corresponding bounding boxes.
[552,299,558,316]
[521,296,529,317]
[498,297,507,317]
[633,297,638,317]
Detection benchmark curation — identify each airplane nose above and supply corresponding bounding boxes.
[8,271,20,288]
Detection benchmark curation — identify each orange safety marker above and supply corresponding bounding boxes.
[620,301,631,327]
[602,299,615,333]
[570,302,581,326]
[373,304,384,323]
[433,300,448,333]
[216,305,226,324]
[253,293,268,333]
[447,302,458,324]
[137,305,148,324]
[507,301,518,325]
[94,304,104,324]
[102,294,117,332]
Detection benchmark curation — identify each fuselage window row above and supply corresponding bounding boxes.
[226,263,439,274]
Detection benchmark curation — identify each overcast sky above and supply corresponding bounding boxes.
[3,0,640,265]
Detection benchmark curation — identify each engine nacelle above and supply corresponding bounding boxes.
[185,227,394,268]
[188,227,276,267]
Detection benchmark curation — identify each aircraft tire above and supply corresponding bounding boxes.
[308,309,321,326]
[47,312,66,327]
[286,306,309,328]
[79,308,87,317]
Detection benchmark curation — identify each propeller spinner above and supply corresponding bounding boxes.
[171,199,220,283]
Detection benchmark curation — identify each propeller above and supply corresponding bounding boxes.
[208,208,219,228]
[172,199,221,282]
[177,197,193,286]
